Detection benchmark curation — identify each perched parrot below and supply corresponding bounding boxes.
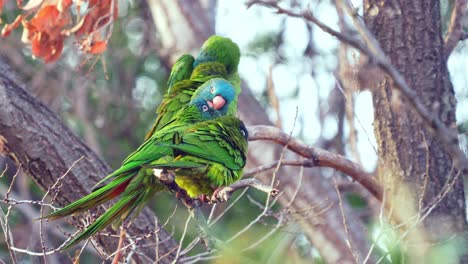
[43,79,247,249]
[144,35,241,140]
[167,35,241,93]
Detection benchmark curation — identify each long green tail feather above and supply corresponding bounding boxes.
[41,175,132,221]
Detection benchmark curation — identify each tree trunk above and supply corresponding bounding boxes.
[0,63,178,263]
[148,1,375,263]
[364,0,467,261]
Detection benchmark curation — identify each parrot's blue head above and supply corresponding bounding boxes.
[190,78,236,119]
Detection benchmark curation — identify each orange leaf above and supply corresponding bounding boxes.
[75,0,118,36]
[89,40,107,54]
[29,4,70,41]
[30,5,60,31]
[31,32,63,62]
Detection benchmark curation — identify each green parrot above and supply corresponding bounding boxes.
[42,79,248,249]
[144,35,241,140]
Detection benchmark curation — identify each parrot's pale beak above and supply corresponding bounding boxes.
[209,95,226,110]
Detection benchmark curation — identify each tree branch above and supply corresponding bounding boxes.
[247,125,383,201]
[0,63,177,263]
[443,0,467,58]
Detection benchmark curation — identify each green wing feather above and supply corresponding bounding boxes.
[166,54,195,91]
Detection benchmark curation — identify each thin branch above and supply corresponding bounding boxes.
[212,178,280,203]
[333,178,359,264]
[172,213,191,264]
[208,187,249,226]
[247,125,383,201]
[0,167,19,264]
[243,159,314,177]
[111,226,127,264]
[226,115,297,244]
[443,0,468,58]
[0,203,17,264]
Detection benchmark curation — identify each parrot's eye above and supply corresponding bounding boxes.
[202,105,209,112]
[210,87,215,93]
[240,127,248,139]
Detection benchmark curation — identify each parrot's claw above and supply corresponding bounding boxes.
[211,187,231,203]
[198,194,211,204]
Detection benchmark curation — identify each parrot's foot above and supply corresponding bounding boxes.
[198,194,211,204]
[210,187,231,203]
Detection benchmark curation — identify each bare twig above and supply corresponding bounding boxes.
[333,178,359,263]
[373,168,462,263]
[38,156,84,260]
[0,203,17,264]
[243,159,315,177]
[104,203,179,261]
[111,226,127,264]
[189,204,218,251]
[172,213,191,264]
[208,187,250,226]
[226,111,297,244]
[0,167,19,264]
[443,0,468,58]
[212,178,280,203]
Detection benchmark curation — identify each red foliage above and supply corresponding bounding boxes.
[24,5,69,62]
[0,0,117,62]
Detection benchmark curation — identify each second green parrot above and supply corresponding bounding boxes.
[144,35,242,140]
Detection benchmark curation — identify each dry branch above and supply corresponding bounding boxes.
[0,65,177,263]
[443,0,468,57]
[247,125,383,201]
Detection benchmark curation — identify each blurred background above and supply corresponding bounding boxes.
[0,0,466,263]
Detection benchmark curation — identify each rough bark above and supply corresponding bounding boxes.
[0,63,177,263]
[147,1,375,263]
[364,0,467,260]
